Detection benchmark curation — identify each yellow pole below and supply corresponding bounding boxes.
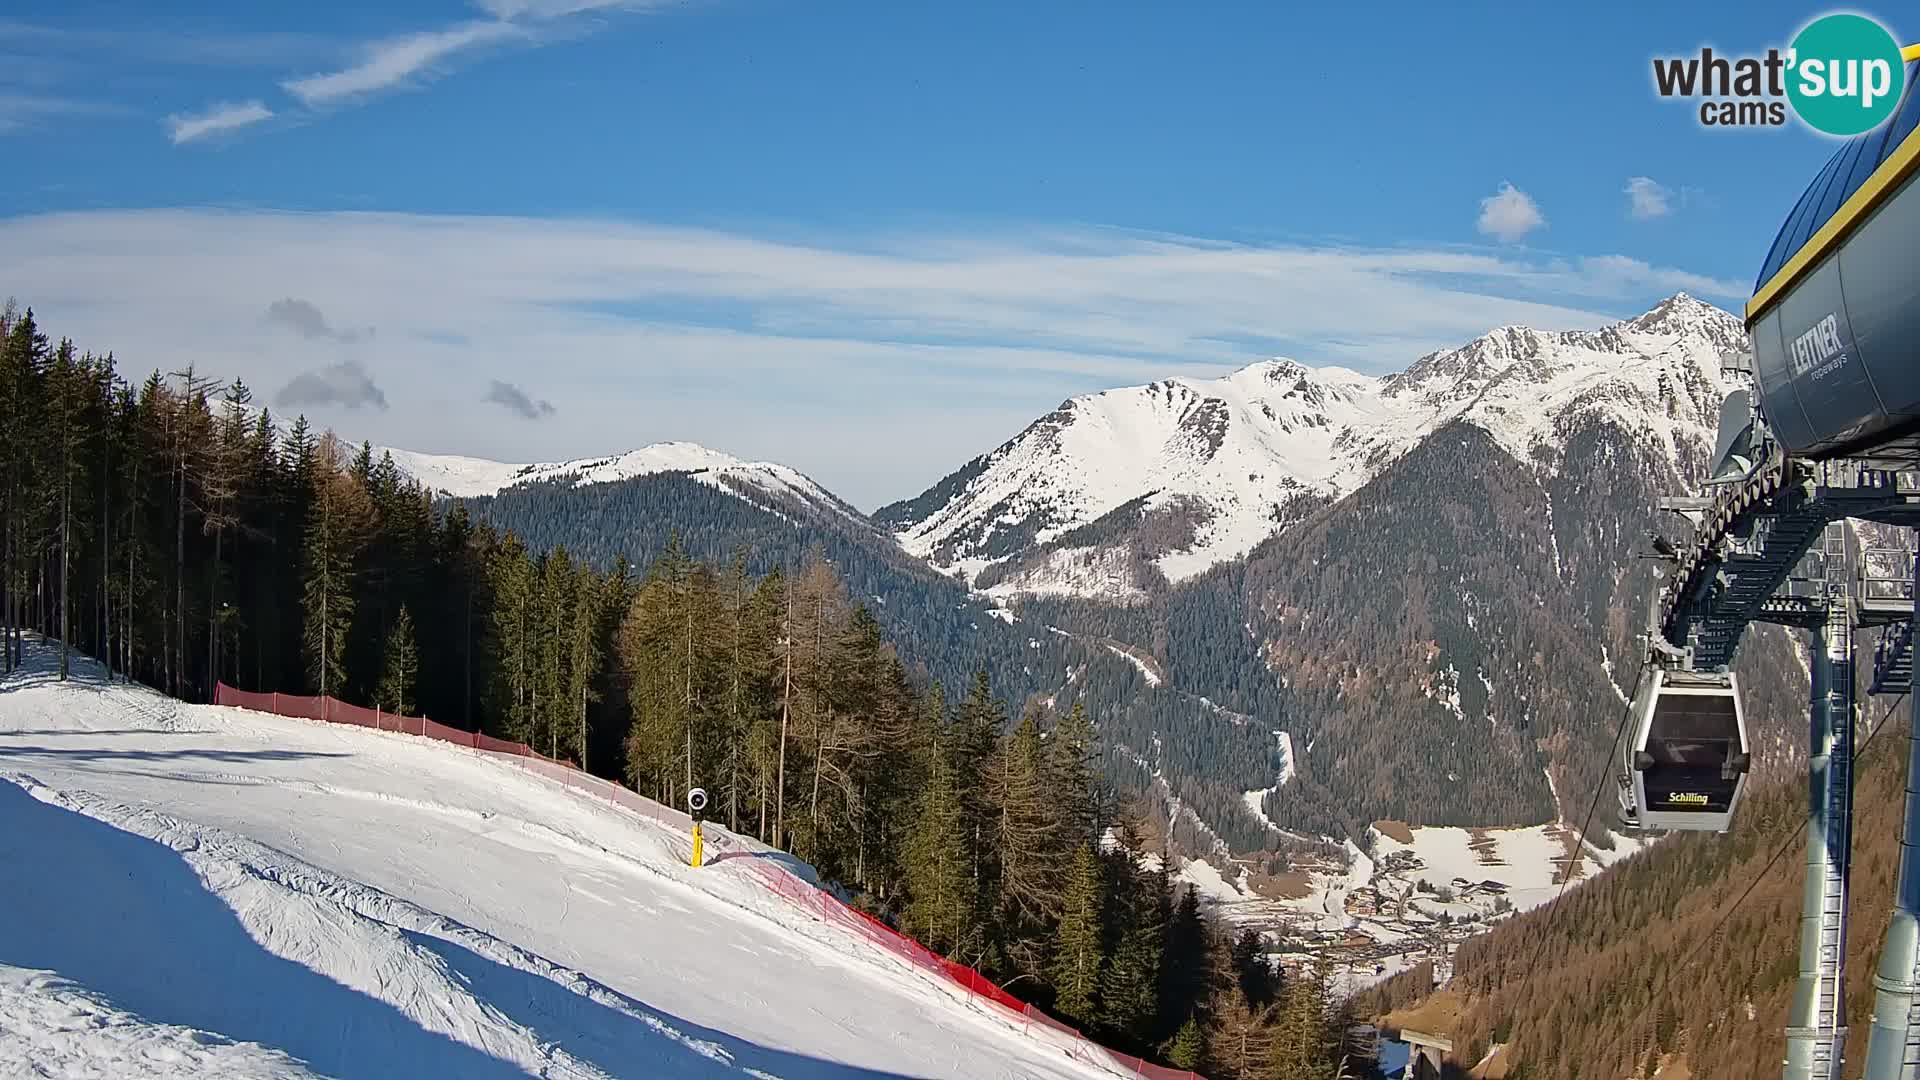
[691,821,704,868]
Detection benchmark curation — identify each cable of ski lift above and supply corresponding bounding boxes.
[1603,692,1907,1060]
[1485,691,1902,1064]
[1511,689,1643,995]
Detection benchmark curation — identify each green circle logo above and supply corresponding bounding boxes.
[1787,14,1907,135]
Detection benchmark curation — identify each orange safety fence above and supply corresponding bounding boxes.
[210,682,1199,1080]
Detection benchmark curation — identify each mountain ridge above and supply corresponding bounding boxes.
[380,441,866,525]
[880,292,1745,601]
[366,293,1796,859]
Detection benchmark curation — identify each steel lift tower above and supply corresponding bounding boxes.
[1622,50,1920,1079]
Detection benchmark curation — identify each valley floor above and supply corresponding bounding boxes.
[0,641,1123,1079]
[1168,813,1648,998]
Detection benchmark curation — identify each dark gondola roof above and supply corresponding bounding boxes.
[1750,56,1920,320]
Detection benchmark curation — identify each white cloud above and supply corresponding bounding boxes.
[283,21,526,106]
[0,208,1741,508]
[166,100,273,144]
[471,0,668,16]
[1625,176,1674,220]
[1565,254,1742,298]
[279,1,679,110]
[1476,182,1547,244]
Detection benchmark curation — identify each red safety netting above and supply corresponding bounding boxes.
[210,681,1198,1079]
[734,856,1197,1078]
[422,716,475,747]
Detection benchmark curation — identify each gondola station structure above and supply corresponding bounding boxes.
[1616,44,1920,1080]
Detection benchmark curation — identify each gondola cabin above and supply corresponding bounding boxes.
[1623,668,1751,833]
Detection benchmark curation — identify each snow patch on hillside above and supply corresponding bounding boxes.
[1368,823,1592,914]
[1105,644,1162,687]
[383,443,858,523]
[1240,732,1296,835]
[1600,645,1633,705]
[978,546,1150,604]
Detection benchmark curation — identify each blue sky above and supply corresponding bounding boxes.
[0,2,1900,507]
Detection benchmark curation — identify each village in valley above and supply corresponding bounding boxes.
[1153,817,1646,996]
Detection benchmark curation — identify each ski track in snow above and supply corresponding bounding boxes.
[0,645,1127,1080]
[1239,732,1295,835]
[1102,644,1162,687]
[1600,645,1633,706]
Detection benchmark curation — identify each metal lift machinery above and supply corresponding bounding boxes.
[1613,50,1920,1080]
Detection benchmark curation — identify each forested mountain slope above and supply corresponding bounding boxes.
[456,472,1295,855]
[1406,689,1911,1080]
[401,293,1812,848]
[1234,415,1808,834]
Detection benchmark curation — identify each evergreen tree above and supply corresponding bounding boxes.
[1270,957,1336,1080]
[1048,700,1102,843]
[1233,927,1278,1008]
[952,668,1004,965]
[564,558,600,769]
[46,340,93,680]
[1168,1016,1206,1071]
[1160,882,1210,1041]
[1098,831,1162,1044]
[377,605,419,715]
[991,705,1066,976]
[1051,842,1105,1026]
[588,553,636,778]
[487,531,534,739]
[903,685,973,954]
[302,435,364,699]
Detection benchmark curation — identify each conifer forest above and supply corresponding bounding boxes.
[0,304,1360,1076]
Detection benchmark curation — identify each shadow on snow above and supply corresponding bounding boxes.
[0,780,923,1079]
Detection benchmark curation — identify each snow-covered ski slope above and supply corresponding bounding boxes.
[0,643,1123,1079]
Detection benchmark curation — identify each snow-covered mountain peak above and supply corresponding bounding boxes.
[380,441,859,522]
[885,294,1742,598]
[1628,291,1732,336]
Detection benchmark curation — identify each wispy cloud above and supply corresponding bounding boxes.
[0,208,1745,506]
[0,19,333,69]
[1476,182,1546,244]
[0,92,118,135]
[1625,176,1673,221]
[485,380,557,419]
[283,21,527,107]
[279,0,678,110]
[167,100,272,144]
[471,0,671,17]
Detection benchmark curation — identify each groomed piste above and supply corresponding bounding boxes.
[0,638,1174,1079]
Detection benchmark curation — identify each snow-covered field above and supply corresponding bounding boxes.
[0,643,1124,1079]
[1367,822,1646,916]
